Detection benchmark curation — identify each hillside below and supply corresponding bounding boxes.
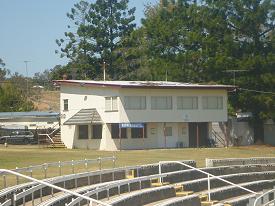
[31,90,60,111]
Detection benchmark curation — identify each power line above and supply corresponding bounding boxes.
[239,88,275,95]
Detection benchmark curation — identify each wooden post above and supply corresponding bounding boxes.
[196,123,199,148]
[119,126,121,151]
[142,126,145,150]
[164,123,167,149]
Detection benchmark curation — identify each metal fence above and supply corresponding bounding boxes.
[0,156,116,188]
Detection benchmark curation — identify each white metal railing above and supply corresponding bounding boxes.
[158,161,259,202]
[0,156,116,188]
[38,123,60,145]
[0,169,110,206]
[253,188,275,206]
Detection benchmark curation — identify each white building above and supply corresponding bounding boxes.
[0,111,60,130]
[55,80,234,151]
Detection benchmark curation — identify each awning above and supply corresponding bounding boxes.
[64,108,102,125]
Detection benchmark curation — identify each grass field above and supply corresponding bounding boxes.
[1,145,275,168]
[0,145,275,188]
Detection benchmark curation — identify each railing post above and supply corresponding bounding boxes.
[3,174,7,188]
[207,174,211,201]
[85,159,88,171]
[112,156,116,168]
[15,167,19,185]
[98,158,102,170]
[159,162,162,183]
[43,163,47,179]
[72,160,75,174]
[59,161,62,176]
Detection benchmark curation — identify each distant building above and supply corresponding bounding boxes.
[0,111,59,130]
[55,80,234,150]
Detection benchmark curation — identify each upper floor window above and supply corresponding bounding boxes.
[105,97,118,111]
[177,96,198,110]
[124,96,146,110]
[202,96,223,110]
[151,96,172,110]
[63,99,68,111]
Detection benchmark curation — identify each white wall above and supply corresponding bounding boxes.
[0,117,58,130]
[60,84,228,150]
[68,122,190,150]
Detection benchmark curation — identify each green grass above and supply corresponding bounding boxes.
[0,144,275,188]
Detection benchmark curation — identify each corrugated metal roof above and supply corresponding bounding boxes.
[53,80,236,90]
[0,111,60,119]
[64,108,102,125]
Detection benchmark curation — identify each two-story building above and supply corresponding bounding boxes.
[55,80,234,150]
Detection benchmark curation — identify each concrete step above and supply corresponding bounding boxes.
[176,191,194,197]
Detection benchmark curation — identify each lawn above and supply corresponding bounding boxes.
[1,145,275,169]
[0,145,275,188]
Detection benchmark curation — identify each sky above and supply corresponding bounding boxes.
[0,0,157,77]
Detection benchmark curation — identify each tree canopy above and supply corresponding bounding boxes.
[54,0,275,140]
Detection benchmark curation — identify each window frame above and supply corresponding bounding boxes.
[78,125,88,140]
[63,99,69,111]
[131,124,147,139]
[111,123,127,139]
[202,96,223,110]
[91,124,102,139]
[151,96,173,110]
[177,96,198,110]
[105,96,118,112]
[124,96,146,110]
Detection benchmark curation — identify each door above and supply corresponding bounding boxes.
[188,122,209,147]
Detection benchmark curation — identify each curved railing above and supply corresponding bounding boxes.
[158,160,259,201]
[0,169,111,206]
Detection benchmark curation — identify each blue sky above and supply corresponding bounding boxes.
[0,0,157,76]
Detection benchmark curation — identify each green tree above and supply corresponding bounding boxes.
[56,0,136,80]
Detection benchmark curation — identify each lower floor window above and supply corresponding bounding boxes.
[78,125,88,139]
[92,125,102,139]
[111,123,127,139]
[131,124,147,139]
[164,126,172,136]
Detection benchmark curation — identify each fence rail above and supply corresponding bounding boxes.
[0,169,111,206]
[158,161,259,202]
[0,156,116,188]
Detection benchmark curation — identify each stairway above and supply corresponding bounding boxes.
[50,131,66,148]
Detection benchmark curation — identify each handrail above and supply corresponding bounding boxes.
[38,133,54,144]
[159,161,259,202]
[0,156,116,188]
[253,188,275,206]
[0,169,111,206]
[0,156,116,175]
[212,130,226,146]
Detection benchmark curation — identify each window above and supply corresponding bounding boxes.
[131,124,147,139]
[177,96,198,110]
[105,97,118,111]
[151,96,172,110]
[202,96,223,109]
[92,125,102,139]
[124,96,146,110]
[63,99,68,111]
[164,126,172,136]
[78,125,88,139]
[111,124,127,139]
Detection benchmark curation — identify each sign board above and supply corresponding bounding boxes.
[119,123,144,128]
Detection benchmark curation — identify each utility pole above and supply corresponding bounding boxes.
[24,61,30,110]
